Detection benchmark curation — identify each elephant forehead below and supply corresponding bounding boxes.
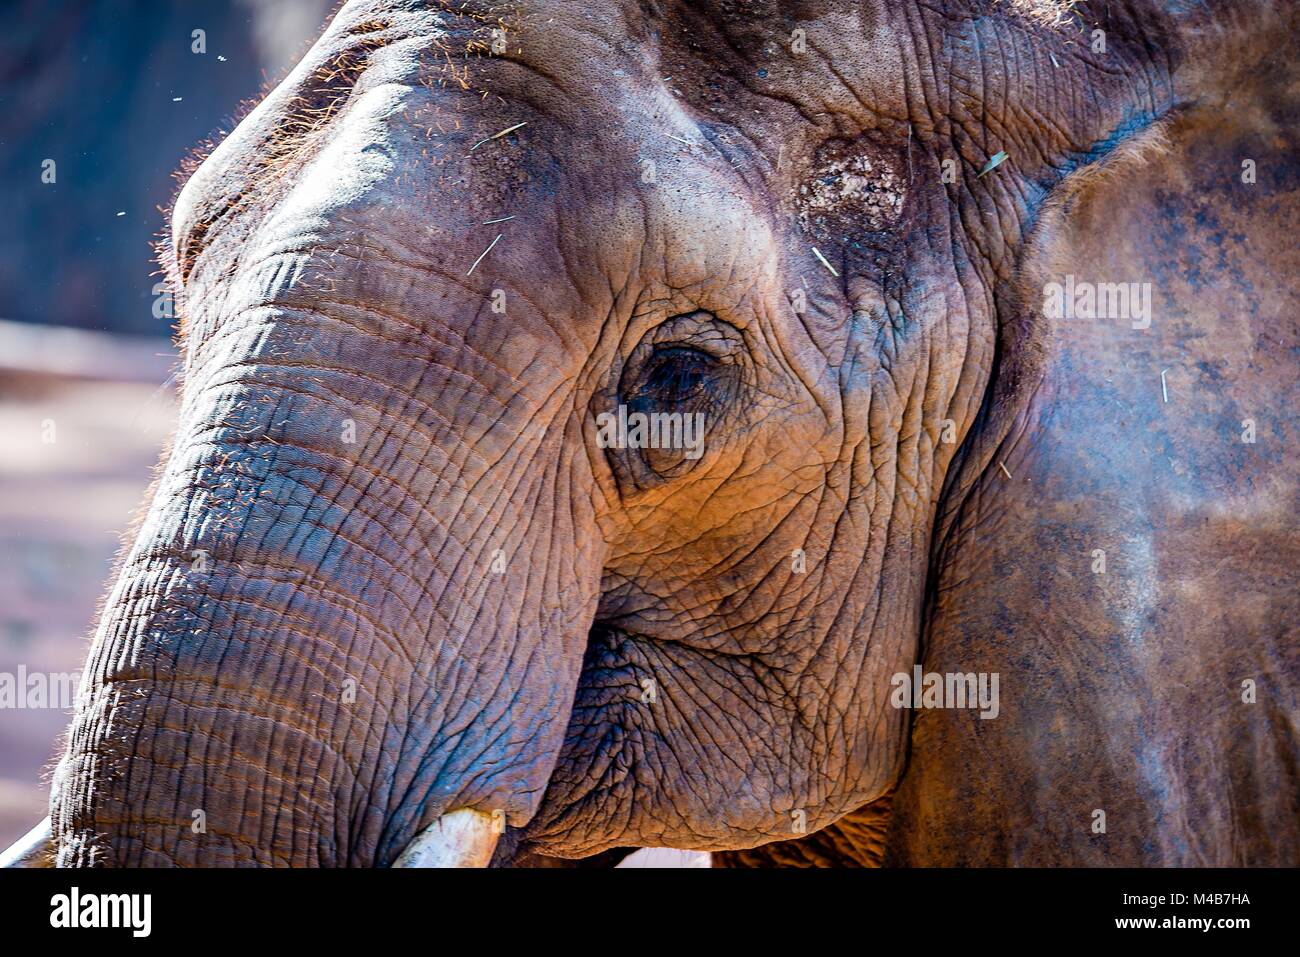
[256,84,415,247]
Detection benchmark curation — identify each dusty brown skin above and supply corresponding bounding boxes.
[719,0,1300,868]
[43,0,1298,866]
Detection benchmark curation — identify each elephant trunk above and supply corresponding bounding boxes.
[49,303,603,866]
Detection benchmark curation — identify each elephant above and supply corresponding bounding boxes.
[4,0,1297,868]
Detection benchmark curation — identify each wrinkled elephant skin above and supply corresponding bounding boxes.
[26,0,1298,867]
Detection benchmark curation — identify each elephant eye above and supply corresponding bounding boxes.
[614,345,734,479]
[635,348,715,406]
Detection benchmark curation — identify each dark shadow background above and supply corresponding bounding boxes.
[0,0,333,335]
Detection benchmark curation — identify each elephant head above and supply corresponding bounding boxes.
[14,0,1296,867]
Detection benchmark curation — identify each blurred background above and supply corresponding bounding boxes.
[0,0,333,850]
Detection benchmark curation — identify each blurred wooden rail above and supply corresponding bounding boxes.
[0,319,175,383]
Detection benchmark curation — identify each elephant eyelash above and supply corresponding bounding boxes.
[623,346,739,419]
[634,348,715,402]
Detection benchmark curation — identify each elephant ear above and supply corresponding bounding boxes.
[885,14,1300,864]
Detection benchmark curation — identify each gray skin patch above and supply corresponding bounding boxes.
[795,140,905,243]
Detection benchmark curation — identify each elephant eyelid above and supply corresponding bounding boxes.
[623,345,742,409]
[635,348,715,398]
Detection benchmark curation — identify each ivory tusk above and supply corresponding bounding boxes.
[392,808,500,868]
[0,816,55,868]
